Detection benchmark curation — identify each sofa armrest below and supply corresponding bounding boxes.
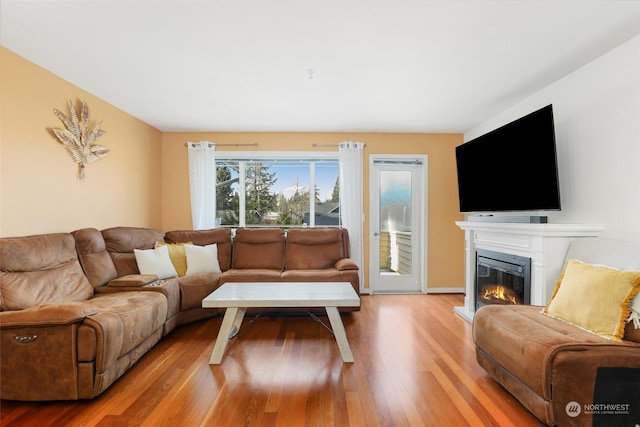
[0,302,99,328]
[546,343,640,426]
[0,302,100,400]
[97,277,177,295]
[335,258,359,271]
[106,274,159,287]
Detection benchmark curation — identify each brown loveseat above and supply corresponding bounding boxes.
[473,238,640,427]
[0,226,359,401]
[220,227,359,292]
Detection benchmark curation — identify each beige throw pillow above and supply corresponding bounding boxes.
[185,243,221,275]
[134,246,178,279]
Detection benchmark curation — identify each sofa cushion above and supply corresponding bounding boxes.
[176,273,221,310]
[84,292,167,366]
[0,233,93,310]
[102,227,165,276]
[220,268,282,283]
[165,228,232,271]
[543,259,640,342]
[285,228,345,270]
[280,269,344,282]
[231,228,285,270]
[73,228,118,288]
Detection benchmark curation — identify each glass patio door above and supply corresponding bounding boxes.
[369,156,427,293]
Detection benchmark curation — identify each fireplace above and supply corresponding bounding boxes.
[475,249,531,310]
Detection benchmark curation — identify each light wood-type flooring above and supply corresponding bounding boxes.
[0,294,544,426]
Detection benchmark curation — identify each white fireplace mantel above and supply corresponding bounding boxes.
[454,221,604,321]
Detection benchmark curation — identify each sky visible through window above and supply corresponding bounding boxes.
[273,162,338,202]
[216,160,339,201]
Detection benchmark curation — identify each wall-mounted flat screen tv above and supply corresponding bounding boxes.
[455,104,561,213]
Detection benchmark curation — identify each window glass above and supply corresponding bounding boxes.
[215,157,340,228]
[271,161,310,226]
[216,160,240,226]
[313,162,341,226]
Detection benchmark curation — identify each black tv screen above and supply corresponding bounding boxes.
[455,104,561,213]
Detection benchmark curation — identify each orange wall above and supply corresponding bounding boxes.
[162,132,464,289]
[0,47,464,290]
[0,47,163,236]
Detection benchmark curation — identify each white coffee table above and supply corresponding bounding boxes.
[202,282,360,364]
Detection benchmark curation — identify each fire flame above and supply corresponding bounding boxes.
[483,285,518,304]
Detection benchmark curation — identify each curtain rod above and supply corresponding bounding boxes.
[184,142,258,148]
[312,143,366,148]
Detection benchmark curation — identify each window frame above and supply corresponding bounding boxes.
[215,151,341,228]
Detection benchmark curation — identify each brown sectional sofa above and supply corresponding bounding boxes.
[473,237,640,427]
[0,226,359,401]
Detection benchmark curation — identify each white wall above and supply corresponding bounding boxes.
[465,35,640,241]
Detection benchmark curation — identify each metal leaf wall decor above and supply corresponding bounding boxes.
[51,100,109,181]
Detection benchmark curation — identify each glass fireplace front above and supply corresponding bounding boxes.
[475,249,531,310]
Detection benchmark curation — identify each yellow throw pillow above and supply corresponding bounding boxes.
[155,241,192,277]
[544,259,640,342]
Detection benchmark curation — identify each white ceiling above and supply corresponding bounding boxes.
[2,1,640,133]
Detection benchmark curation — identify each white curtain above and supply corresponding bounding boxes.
[339,141,365,289]
[187,141,217,230]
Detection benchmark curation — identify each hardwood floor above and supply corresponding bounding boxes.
[0,294,544,426]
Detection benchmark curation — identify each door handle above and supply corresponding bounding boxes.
[374,232,380,236]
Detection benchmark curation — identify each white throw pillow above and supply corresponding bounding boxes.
[134,245,178,279]
[185,243,221,275]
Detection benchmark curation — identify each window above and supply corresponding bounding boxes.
[215,153,340,228]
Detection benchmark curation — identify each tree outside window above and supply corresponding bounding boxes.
[214,158,340,228]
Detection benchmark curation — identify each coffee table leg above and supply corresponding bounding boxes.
[325,306,354,363]
[210,307,247,364]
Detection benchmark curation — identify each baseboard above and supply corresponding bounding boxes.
[426,287,465,294]
[454,306,474,322]
[360,287,464,295]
